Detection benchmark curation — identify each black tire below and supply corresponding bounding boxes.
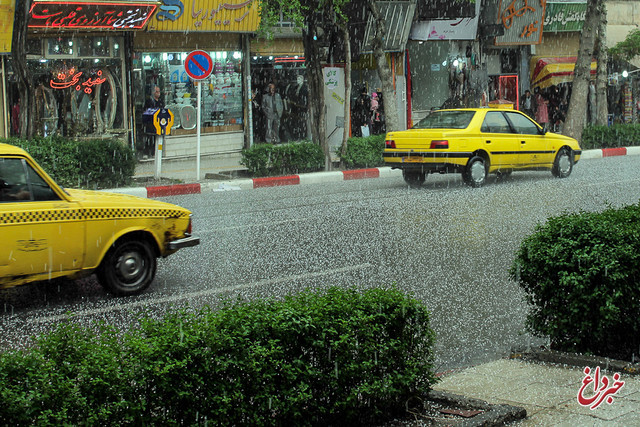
[463,155,487,188]
[403,170,426,188]
[97,238,156,296]
[552,147,573,178]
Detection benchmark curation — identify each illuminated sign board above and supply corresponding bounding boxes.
[50,67,106,94]
[149,0,260,32]
[28,1,157,30]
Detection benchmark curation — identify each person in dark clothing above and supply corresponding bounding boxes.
[520,89,536,118]
[353,88,371,137]
[144,85,164,110]
[142,85,164,157]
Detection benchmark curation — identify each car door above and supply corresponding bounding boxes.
[504,111,552,167]
[0,157,85,279]
[479,111,519,169]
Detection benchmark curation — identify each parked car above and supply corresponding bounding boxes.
[383,108,581,188]
[0,143,199,296]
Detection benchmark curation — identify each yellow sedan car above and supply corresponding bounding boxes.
[383,108,581,187]
[0,143,199,296]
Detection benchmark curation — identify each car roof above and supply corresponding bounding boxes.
[0,142,30,157]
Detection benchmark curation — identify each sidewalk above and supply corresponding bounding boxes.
[109,146,640,198]
[433,355,640,425]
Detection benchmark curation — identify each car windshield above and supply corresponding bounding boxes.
[413,110,475,129]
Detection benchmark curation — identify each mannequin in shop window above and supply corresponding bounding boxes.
[262,83,284,143]
[286,75,309,140]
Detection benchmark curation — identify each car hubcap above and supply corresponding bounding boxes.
[558,154,571,174]
[470,161,485,183]
[116,250,144,283]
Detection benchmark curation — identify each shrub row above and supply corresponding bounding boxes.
[581,124,640,149]
[0,286,438,426]
[2,135,136,189]
[337,134,386,168]
[510,202,640,360]
[240,141,325,176]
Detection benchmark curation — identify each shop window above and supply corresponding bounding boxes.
[47,38,74,57]
[135,50,244,139]
[26,39,42,56]
[78,37,110,57]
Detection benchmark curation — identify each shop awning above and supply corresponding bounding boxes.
[360,1,416,53]
[530,56,597,89]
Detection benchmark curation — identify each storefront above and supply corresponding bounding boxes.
[10,1,157,140]
[133,0,259,159]
[408,0,481,119]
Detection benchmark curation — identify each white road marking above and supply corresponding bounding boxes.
[33,263,373,323]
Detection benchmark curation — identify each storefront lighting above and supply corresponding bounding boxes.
[94,59,100,63]
[442,60,447,66]
[68,41,73,47]
[269,56,273,60]
[163,53,168,61]
[453,59,459,67]
[168,54,174,60]
[253,56,257,60]
[144,55,151,63]
[222,52,227,59]
[114,43,119,50]
[233,51,241,59]
[39,59,48,63]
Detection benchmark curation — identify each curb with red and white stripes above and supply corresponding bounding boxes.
[105,147,639,198]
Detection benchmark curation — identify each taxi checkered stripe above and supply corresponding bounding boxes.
[0,208,187,225]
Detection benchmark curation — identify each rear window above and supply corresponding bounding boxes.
[413,110,475,129]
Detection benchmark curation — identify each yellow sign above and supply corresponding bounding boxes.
[149,0,260,33]
[0,0,15,53]
[332,92,344,105]
[153,108,175,135]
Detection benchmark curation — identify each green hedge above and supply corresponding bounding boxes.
[510,202,640,360]
[2,135,136,189]
[240,141,325,176]
[0,286,437,426]
[581,124,640,149]
[337,134,386,168]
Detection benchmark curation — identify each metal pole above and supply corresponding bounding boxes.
[196,80,201,180]
[155,134,163,178]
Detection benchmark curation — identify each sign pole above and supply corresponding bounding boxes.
[197,80,201,181]
[155,135,162,178]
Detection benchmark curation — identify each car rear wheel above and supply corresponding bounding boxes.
[403,170,426,188]
[97,238,156,296]
[463,156,487,187]
[552,147,573,178]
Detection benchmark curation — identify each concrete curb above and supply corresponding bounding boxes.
[111,147,635,198]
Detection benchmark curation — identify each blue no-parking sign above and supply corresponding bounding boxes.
[184,50,213,81]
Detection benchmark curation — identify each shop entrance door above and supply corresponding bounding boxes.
[489,74,519,110]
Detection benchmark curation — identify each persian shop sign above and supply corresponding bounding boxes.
[495,0,546,46]
[543,2,587,33]
[148,0,260,32]
[28,1,157,30]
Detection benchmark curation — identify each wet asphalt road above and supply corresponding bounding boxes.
[1,155,640,372]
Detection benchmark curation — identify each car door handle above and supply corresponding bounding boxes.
[486,140,491,144]
[521,140,526,144]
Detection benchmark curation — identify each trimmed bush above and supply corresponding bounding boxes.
[2,136,136,189]
[0,286,437,425]
[337,134,386,168]
[581,124,640,149]
[510,202,640,360]
[241,141,324,176]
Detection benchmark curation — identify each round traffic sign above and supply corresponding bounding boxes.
[184,50,213,80]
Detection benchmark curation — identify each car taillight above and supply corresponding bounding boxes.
[430,140,449,149]
[385,139,396,149]
[186,215,193,236]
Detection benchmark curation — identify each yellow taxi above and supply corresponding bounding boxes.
[383,108,581,187]
[0,143,199,296]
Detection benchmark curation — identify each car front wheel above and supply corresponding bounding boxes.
[403,170,426,188]
[97,238,157,296]
[463,155,487,187]
[552,147,573,178]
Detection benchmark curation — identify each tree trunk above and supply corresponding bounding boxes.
[340,22,351,161]
[369,0,399,132]
[563,0,601,142]
[595,3,609,126]
[303,21,330,170]
[11,0,34,138]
